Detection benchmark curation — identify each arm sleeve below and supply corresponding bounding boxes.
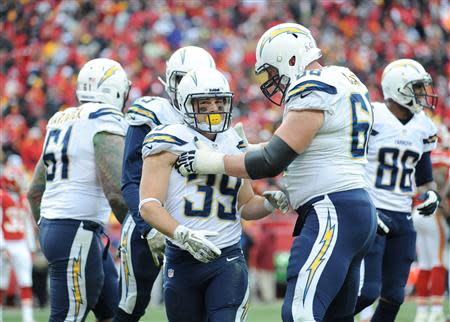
[121,124,153,237]
[415,151,433,187]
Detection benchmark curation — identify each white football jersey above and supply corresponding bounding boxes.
[283,66,373,209]
[364,102,437,212]
[40,103,128,225]
[142,124,247,249]
[126,96,183,127]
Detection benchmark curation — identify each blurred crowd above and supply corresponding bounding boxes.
[1,0,449,175]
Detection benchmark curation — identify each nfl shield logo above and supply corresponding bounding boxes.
[168,268,174,278]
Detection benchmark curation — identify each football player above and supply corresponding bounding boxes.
[113,46,217,322]
[1,166,36,322]
[27,58,130,322]
[355,59,440,322]
[139,67,289,322]
[413,125,449,322]
[176,23,377,322]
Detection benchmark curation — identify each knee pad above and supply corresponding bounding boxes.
[430,266,447,296]
[415,269,431,297]
[371,298,401,322]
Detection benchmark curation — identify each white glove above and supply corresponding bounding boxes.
[173,225,221,263]
[263,191,290,214]
[145,229,166,266]
[233,122,261,152]
[416,190,441,216]
[176,137,225,177]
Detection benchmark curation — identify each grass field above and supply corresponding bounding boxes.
[3,299,446,321]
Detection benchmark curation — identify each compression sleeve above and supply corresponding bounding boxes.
[244,135,298,179]
[415,151,433,187]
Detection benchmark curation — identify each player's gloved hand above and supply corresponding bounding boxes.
[234,122,261,152]
[176,137,225,177]
[263,191,290,214]
[173,225,221,263]
[145,229,166,266]
[416,190,441,216]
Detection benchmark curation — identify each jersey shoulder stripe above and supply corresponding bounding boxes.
[127,103,161,126]
[143,132,187,146]
[88,107,123,119]
[288,80,337,97]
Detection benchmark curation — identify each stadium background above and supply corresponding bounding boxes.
[1,0,449,321]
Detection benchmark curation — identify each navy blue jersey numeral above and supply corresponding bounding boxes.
[184,174,241,220]
[43,126,73,181]
[350,93,372,158]
[375,148,420,192]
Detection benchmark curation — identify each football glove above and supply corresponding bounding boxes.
[145,229,166,266]
[263,191,290,214]
[173,225,221,263]
[176,137,225,177]
[234,122,261,152]
[416,190,441,216]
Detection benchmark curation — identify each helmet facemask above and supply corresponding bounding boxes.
[166,71,187,109]
[399,79,438,112]
[256,63,290,106]
[183,94,233,133]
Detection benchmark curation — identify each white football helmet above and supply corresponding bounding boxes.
[255,22,322,105]
[381,59,438,113]
[161,46,216,110]
[76,58,131,111]
[177,67,233,133]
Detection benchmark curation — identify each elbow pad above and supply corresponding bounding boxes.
[244,135,298,179]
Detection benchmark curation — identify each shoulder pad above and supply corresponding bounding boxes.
[142,124,190,158]
[126,96,172,127]
[286,70,337,102]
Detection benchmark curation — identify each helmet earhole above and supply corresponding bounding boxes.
[289,56,296,66]
[117,93,120,98]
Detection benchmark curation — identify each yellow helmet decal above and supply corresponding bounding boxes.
[259,26,310,57]
[98,65,120,88]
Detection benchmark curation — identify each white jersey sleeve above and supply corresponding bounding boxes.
[420,114,438,153]
[126,96,183,128]
[281,66,373,209]
[40,103,127,226]
[285,72,339,114]
[141,124,245,249]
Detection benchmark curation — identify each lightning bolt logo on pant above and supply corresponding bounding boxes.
[303,210,335,303]
[72,247,83,318]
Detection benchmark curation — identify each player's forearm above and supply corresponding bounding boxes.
[140,203,179,238]
[27,158,47,222]
[224,154,251,179]
[241,195,271,220]
[416,181,437,195]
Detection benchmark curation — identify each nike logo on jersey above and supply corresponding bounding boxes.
[226,256,239,262]
[406,215,412,220]
[300,91,312,99]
